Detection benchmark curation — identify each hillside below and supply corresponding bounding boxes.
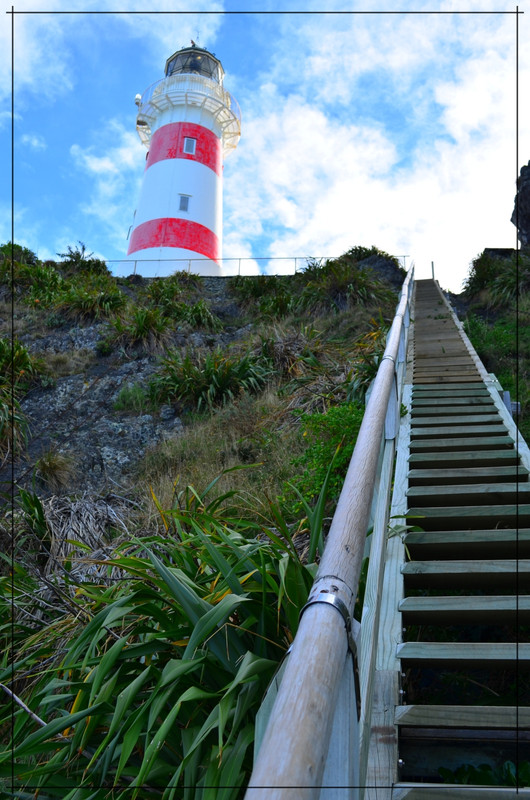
[1,244,409,796]
[3,240,530,796]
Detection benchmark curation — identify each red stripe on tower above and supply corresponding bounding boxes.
[127,218,220,262]
[146,122,222,175]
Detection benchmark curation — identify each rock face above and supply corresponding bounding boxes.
[512,160,530,246]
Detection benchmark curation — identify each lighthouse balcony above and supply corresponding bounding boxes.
[136,74,241,154]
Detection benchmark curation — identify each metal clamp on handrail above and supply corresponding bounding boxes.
[301,591,362,721]
[300,592,358,657]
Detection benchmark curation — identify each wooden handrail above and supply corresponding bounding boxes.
[245,268,414,798]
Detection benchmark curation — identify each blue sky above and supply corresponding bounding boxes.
[2,1,528,292]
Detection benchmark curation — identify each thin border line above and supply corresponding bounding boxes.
[5,8,523,13]
[9,5,15,797]
[6,4,525,793]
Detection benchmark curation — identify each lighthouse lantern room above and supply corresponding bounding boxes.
[120,44,241,277]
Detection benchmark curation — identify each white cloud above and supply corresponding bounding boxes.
[21,132,46,150]
[69,119,145,251]
[1,2,225,106]
[220,6,527,292]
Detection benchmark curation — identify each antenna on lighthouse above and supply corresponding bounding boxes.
[119,43,241,278]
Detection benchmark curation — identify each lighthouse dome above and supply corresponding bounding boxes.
[165,45,224,84]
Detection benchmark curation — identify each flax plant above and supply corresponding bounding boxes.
[0,475,328,799]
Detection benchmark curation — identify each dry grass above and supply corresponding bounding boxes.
[137,384,305,524]
[34,447,77,491]
[43,348,95,377]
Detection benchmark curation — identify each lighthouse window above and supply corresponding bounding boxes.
[179,195,190,212]
[183,137,197,155]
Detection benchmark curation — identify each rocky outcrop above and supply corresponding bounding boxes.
[512,160,530,246]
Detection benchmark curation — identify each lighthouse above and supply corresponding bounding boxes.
[119,44,241,277]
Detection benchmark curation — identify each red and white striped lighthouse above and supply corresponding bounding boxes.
[120,44,241,277]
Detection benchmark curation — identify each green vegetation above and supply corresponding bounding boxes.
[284,402,365,513]
[440,760,530,787]
[151,347,273,411]
[1,482,320,798]
[0,239,405,797]
[463,248,530,442]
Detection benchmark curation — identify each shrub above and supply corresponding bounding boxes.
[298,256,394,313]
[0,241,38,266]
[56,241,110,276]
[113,383,152,414]
[463,250,500,296]
[55,274,126,320]
[34,447,77,491]
[229,274,295,318]
[112,306,172,352]
[22,262,65,307]
[490,252,530,307]
[184,299,222,330]
[0,336,41,391]
[151,347,272,410]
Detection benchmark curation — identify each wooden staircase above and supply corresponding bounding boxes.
[367,279,530,797]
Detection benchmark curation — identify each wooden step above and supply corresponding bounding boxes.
[399,595,530,624]
[410,436,514,452]
[412,405,496,417]
[411,414,501,427]
[406,504,530,531]
[408,450,520,468]
[410,424,508,439]
[397,642,530,668]
[395,704,530,729]
[412,397,495,409]
[408,467,529,486]
[413,383,489,391]
[402,529,530,559]
[407,483,530,507]
[393,785,530,799]
[401,558,530,588]
[413,375,482,384]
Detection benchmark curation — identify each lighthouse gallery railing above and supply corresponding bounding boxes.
[245,267,414,799]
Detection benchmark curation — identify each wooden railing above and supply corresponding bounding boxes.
[245,268,414,799]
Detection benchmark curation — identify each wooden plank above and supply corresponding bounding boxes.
[359,442,396,786]
[411,397,495,407]
[412,406,496,417]
[411,414,501,426]
[401,558,530,577]
[410,424,508,438]
[413,384,488,391]
[413,374,482,382]
[398,594,530,624]
[393,785,530,800]
[397,641,530,667]
[409,436,514,452]
[405,504,530,531]
[407,483,530,506]
[402,529,530,559]
[395,704,530,729]
[364,670,400,800]
[408,450,519,467]
[408,466,529,485]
